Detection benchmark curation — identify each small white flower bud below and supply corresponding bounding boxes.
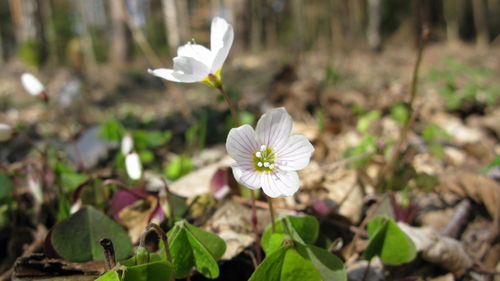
[121,133,134,155]
[255,151,262,158]
[0,123,13,141]
[257,162,263,167]
[126,152,142,180]
[260,145,266,151]
[264,162,270,167]
[21,73,45,97]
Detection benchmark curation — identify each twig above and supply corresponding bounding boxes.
[250,190,262,264]
[361,259,372,281]
[375,26,430,190]
[442,199,472,238]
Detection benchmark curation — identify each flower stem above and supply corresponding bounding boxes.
[144,223,172,263]
[217,85,240,127]
[250,189,262,264]
[99,238,117,270]
[216,83,262,264]
[267,197,276,233]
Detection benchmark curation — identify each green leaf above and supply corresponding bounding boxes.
[0,174,13,202]
[390,104,409,125]
[296,244,346,281]
[261,216,319,253]
[95,270,121,281]
[99,119,125,141]
[164,156,194,180]
[422,124,450,141]
[356,110,380,132]
[51,206,132,262]
[365,216,416,265]
[249,246,322,281]
[165,220,226,279]
[122,259,175,281]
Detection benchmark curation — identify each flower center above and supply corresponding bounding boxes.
[253,145,276,172]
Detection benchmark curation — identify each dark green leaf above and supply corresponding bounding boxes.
[0,174,13,202]
[51,207,132,262]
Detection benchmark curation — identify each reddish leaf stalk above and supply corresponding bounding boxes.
[100,238,117,270]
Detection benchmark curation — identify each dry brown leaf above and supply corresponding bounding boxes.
[439,172,500,224]
[398,223,473,276]
[118,196,158,243]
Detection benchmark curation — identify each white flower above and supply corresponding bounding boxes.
[0,123,13,142]
[226,108,314,198]
[21,73,46,97]
[125,152,142,180]
[121,133,134,155]
[148,17,234,88]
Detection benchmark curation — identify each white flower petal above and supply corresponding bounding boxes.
[177,43,213,69]
[210,17,234,72]
[277,135,314,171]
[121,133,134,155]
[226,124,259,164]
[21,73,45,96]
[173,56,210,79]
[148,68,183,82]
[0,123,13,142]
[126,152,142,180]
[261,171,300,198]
[231,163,261,189]
[255,107,293,151]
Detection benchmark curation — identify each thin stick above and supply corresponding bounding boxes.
[375,26,430,190]
[100,238,117,270]
[268,197,276,233]
[217,85,240,126]
[145,223,172,263]
[250,190,262,264]
[361,259,372,281]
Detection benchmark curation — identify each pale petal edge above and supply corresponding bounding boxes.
[277,135,314,171]
[261,171,300,198]
[255,107,293,151]
[231,164,261,190]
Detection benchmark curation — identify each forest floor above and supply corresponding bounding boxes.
[0,42,499,280]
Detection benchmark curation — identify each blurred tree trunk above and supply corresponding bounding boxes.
[264,0,278,48]
[75,1,97,74]
[161,0,189,54]
[329,0,344,51]
[349,0,364,38]
[367,0,382,51]
[40,0,58,65]
[9,0,39,43]
[109,0,127,67]
[250,0,263,51]
[443,0,461,44]
[472,0,489,48]
[292,0,304,57]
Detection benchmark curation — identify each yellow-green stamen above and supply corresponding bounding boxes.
[253,145,276,172]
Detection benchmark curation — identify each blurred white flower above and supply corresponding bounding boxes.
[21,73,47,101]
[121,133,134,155]
[226,108,314,198]
[148,17,234,88]
[0,123,13,141]
[126,152,142,180]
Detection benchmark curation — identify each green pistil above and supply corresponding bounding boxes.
[253,145,276,172]
[202,69,223,89]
